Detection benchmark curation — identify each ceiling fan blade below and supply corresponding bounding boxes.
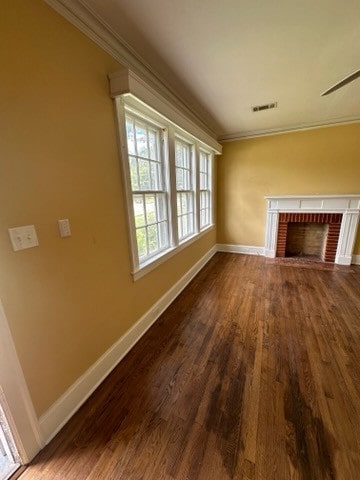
[321,68,360,96]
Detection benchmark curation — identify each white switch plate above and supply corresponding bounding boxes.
[58,218,71,237]
[8,225,39,251]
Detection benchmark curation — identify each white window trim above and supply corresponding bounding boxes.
[114,94,217,280]
[174,136,196,243]
[199,150,213,230]
[125,111,171,263]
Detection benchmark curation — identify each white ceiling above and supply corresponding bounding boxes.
[79,0,360,139]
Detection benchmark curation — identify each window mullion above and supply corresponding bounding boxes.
[167,126,179,246]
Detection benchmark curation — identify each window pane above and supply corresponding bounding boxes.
[150,161,160,190]
[139,159,150,190]
[129,156,139,190]
[175,142,183,167]
[145,195,156,223]
[126,120,136,155]
[149,129,157,160]
[177,193,182,215]
[156,194,167,221]
[158,221,168,248]
[201,192,210,210]
[200,191,205,209]
[133,195,145,227]
[136,227,147,258]
[183,170,191,190]
[181,193,187,213]
[182,215,188,237]
[184,147,190,169]
[135,122,148,158]
[200,172,207,190]
[147,224,158,253]
[200,152,208,173]
[182,192,192,214]
[200,210,205,228]
[177,217,182,239]
[176,167,184,190]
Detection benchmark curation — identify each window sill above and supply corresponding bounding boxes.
[132,225,214,281]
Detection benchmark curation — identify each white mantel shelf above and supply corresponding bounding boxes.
[264,194,360,265]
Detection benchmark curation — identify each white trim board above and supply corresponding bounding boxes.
[352,254,360,265]
[39,246,217,444]
[216,244,264,256]
[0,301,43,463]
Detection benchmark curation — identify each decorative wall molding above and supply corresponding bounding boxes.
[217,244,264,256]
[264,195,360,266]
[39,246,217,444]
[43,0,218,139]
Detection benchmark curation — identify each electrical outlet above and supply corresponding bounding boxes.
[58,218,71,238]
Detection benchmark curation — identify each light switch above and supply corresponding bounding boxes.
[8,225,39,251]
[58,218,71,238]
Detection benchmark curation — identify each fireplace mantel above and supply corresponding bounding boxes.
[264,194,360,265]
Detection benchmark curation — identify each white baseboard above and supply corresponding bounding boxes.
[352,254,360,265]
[216,243,265,256]
[39,246,217,444]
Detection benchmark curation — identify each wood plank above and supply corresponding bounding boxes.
[18,254,360,480]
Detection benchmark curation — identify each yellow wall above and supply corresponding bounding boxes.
[0,0,216,416]
[217,124,360,254]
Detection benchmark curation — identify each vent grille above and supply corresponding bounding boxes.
[252,102,277,112]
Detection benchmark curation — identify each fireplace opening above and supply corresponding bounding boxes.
[285,222,328,261]
[275,212,342,263]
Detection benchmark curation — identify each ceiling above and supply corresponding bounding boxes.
[71,0,360,139]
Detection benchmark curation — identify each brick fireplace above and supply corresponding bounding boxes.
[264,195,360,265]
[276,212,342,262]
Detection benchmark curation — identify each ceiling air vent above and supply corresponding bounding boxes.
[252,102,278,112]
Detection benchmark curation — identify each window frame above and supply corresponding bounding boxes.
[116,96,215,280]
[199,150,213,230]
[174,135,196,243]
[125,111,171,264]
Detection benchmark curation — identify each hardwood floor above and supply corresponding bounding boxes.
[18,253,360,479]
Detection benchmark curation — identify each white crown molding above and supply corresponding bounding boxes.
[219,117,360,142]
[43,0,219,139]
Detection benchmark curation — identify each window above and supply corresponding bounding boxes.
[125,113,170,262]
[119,101,215,279]
[175,138,195,241]
[199,151,212,229]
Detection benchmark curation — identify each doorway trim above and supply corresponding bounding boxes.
[0,299,43,463]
